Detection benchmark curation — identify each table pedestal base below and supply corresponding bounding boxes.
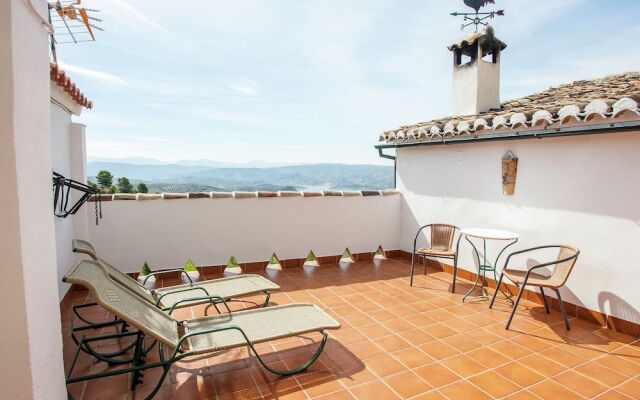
[462,236,516,304]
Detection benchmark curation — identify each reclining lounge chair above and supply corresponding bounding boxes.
[64,260,340,400]
[72,239,280,311]
[69,240,281,365]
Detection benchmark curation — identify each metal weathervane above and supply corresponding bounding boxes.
[450,0,504,31]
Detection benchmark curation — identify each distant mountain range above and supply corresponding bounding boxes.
[88,157,297,168]
[87,160,394,192]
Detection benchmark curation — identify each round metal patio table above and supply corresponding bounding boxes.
[460,228,519,303]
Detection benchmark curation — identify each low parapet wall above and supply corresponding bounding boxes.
[87,190,402,273]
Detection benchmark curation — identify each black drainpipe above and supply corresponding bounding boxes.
[377,148,396,189]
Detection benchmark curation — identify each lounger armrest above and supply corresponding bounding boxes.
[155,286,214,307]
[168,295,231,316]
[174,324,247,356]
[143,269,194,285]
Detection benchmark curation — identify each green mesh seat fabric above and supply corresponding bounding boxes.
[185,304,339,353]
[154,275,280,308]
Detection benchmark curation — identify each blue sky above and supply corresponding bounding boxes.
[59,0,640,165]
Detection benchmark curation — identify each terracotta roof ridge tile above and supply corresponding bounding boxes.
[50,62,93,109]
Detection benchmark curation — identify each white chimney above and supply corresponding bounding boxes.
[449,26,506,117]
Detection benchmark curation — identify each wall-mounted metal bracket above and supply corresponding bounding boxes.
[53,171,102,225]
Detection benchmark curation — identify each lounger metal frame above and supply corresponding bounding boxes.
[63,261,336,399]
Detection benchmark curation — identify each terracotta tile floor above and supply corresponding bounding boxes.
[61,258,640,399]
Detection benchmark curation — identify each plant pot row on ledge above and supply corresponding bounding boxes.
[129,249,397,289]
[88,189,399,202]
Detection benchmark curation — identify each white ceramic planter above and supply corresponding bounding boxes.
[181,270,200,284]
[137,274,156,290]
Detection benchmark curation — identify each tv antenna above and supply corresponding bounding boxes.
[48,0,103,62]
[450,0,504,31]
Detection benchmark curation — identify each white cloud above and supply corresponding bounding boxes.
[227,79,260,96]
[57,61,126,85]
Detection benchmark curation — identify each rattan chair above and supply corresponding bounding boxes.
[490,245,580,330]
[410,224,460,292]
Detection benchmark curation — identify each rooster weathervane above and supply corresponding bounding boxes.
[451,0,504,31]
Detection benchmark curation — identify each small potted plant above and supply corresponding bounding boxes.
[182,259,200,284]
[137,262,155,289]
[226,256,241,274]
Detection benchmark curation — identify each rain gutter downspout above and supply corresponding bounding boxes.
[377,147,396,189]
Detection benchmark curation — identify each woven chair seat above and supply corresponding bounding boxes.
[503,268,563,288]
[155,275,280,308]
[185,304,340,353]
[416,247,455,257]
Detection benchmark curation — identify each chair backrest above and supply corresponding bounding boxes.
[549,245,580,287]
[73,239,155,304]
[98,259,155,304]
[64,260,180,348]
[72,239,98,260]
[430,224,457,252]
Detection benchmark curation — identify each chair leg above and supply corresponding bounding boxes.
[554,289,571,330]
[505,283,526,330]
[539,287,550,314]
[410,252,416,286]
[451,256,458,293]
[423,256,426,275]
[489,272,503,309]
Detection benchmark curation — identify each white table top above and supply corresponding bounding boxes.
[461,228,519,240]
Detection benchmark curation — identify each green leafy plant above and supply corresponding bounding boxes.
[268,253,280,265]
[183,259,198,272]
[139,262,152,276]
[227,256,240,268]
[305,251,317,262]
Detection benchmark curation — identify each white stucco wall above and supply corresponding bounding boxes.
[85,195,402,273]
[50,96,89,300]
[0,0,66,398]
[397,131,640,325]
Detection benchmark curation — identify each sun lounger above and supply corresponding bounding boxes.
[64,260,340,399]
[72,239,280,310]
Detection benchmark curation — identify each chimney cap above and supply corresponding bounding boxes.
[447,26,506,55]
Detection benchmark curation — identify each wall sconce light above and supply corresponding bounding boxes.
[502,151,518,195]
